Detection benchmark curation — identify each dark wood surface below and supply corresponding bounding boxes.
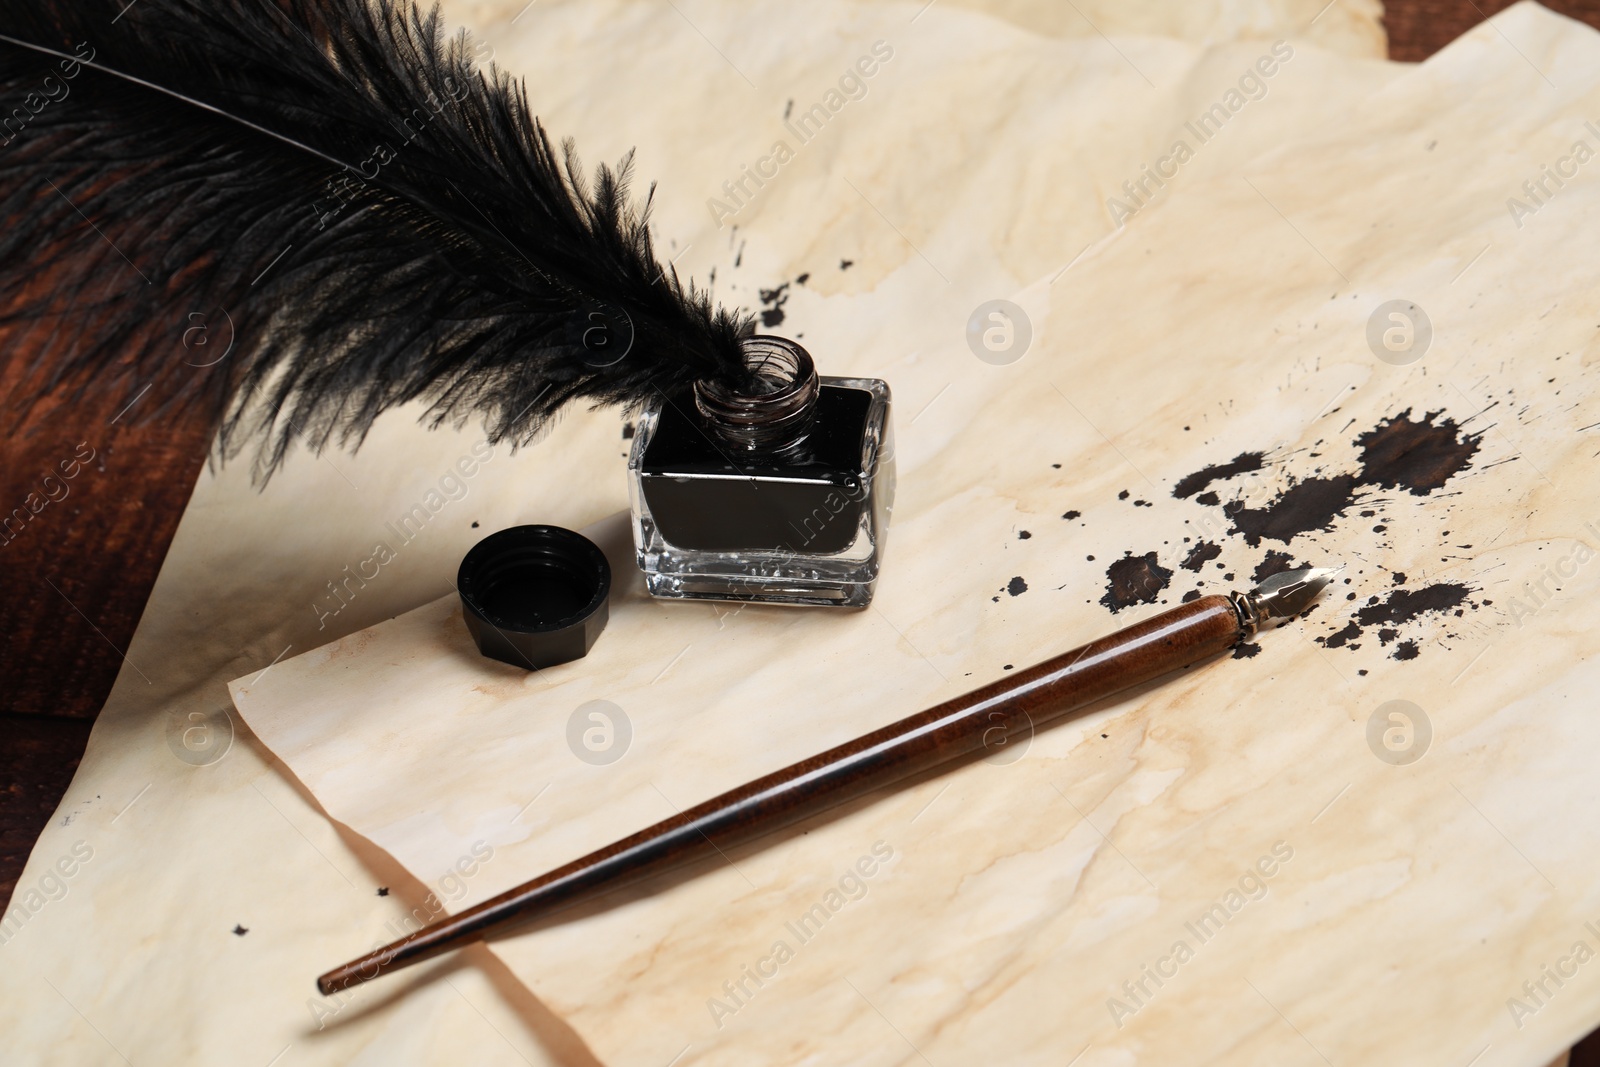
[4,2,1600,1056]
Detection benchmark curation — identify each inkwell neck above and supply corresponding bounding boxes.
[693,336,820,452]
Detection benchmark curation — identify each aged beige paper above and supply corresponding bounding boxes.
[234,4,1600,1067]
[445,0,1388,60]
[0,2,1401,1065]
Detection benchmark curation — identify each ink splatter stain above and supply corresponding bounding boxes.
[1355,583,1472,627]
[758,283,790,328]
[233,925,249,936]
[1355,409,1482,495]
[1062,510,1081,520]
[1008,576,1028,596]
[1182,589,1202,603]
[377,887,389,897]
[1322,621,1361,649]
[1181,541,1221,572]
[1228,474,1359,547]
[1316,582,1475,658]
[840,259,854,270]
[1232,642,1262,659]
[1101,552,1172,612]
[1172,451,1265,499]
[1181,409,1483,549]
[1018,530,1032,540]
[1252,550,1298,582]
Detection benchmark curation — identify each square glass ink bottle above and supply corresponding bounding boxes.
[627,336,894,607]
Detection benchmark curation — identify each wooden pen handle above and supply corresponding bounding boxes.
[318,594,1244,993]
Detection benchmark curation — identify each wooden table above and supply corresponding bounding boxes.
[4,1,1599,1059]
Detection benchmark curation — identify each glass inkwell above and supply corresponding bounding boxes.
[627,336,893,607]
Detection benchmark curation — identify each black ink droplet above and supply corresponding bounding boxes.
[1100,552,1172,613]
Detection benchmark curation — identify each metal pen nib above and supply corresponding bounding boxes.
[1232,565,1343,636]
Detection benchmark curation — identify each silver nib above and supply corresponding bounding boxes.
[1250,565,1343,621]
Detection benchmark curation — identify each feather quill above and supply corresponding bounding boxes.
[0,0,754,476]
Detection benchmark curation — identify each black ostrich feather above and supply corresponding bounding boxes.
[0,0,754,477]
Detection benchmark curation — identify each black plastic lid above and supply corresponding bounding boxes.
[457,525,611,670]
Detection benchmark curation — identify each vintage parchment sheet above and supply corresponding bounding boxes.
[221,3,1600,1067]
[0,0,1534,1065]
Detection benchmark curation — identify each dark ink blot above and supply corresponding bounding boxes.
[471,521,479,528]
[1377,627,1399,645]
[1392,571,1407,585]
[758,283,790,328]
[795,272,810,285]
[1357,669,1369,676]
[1181,541,1221,573]
[1007,576,1028,597]
[1223,573,1235,582]
[1195,491,1221,507]
[1198,411,1483,550]
[1003,664,1014,670]
[1100,552,1172,613]
[1252,550,1298,583]
[1232,642,1262,659]
[1134,499,1151,508]
[233,925,249,936]
[1173,451,1265,499]
[840,259,854,270]
[1062,509,1081,520]
[1228,474,1359,547]
[1354,583,1473,627]
[1355,408,1482,496]
[1323,621,1362,649]
[1392,639,1420,660]
[377,887,389,897]
[1118,490,1130,500]
[1182,589,1201,603]
[622,421,636,440]
[1052,463,1062,469]
[1018,530,1032,540]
